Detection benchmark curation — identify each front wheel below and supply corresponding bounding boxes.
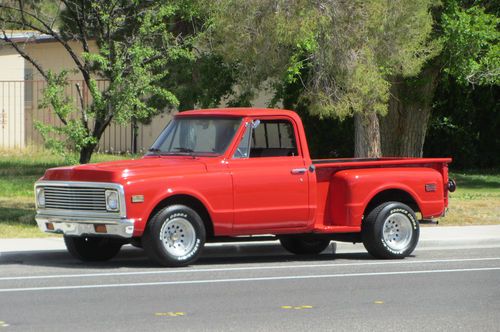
[279,236,330,255]
[64,236,123,261]
[142,205,206,267]
[362,201,419,259]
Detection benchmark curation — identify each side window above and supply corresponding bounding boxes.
[233,119,298,158]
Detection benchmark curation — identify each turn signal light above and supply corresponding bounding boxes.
[94,224,107,233]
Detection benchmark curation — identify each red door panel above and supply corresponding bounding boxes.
[229,157,309,232]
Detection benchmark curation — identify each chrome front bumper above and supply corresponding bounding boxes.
[35,214,135,238]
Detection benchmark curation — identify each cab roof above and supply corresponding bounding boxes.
[176,108,298,118]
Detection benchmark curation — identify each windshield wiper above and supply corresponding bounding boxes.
[147,148,162,155]
[173,147,194,153]
[161,147,196,158]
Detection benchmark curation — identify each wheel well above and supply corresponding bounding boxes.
[364,189,420,217]
[148,195,214,238]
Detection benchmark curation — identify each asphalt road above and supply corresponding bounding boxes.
[1,240,499,332]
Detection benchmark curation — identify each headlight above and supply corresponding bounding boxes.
[105,190,119,211]
[36,187,45,207]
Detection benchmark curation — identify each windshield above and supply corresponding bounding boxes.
[148,116,242,156]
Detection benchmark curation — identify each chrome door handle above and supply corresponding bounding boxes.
[291,168,307,175]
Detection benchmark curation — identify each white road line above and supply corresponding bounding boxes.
[0,266,499,293]
[0,257,499,281]
[415,244,500,251]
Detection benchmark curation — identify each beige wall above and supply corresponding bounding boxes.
[0,46,25,148]
[26,40,97,80]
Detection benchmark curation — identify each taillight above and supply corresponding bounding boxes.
[447,179,456,192]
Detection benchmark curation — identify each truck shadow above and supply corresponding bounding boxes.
[0,243,376,269]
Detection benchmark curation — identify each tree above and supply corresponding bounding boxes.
[424,77,499,169]
[380,0,499,157]
[0,0,197,163]
[209,0,439,157]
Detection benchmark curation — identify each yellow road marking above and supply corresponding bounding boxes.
[374,301,384,304]
[281,305,314,310]
[0,320,9,327]
[155,312,185,317]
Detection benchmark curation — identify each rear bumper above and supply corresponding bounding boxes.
[35,214,135,238]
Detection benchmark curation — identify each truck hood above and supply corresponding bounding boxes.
[41,157,208,183]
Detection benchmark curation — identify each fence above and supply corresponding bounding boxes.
[0,80,171,153]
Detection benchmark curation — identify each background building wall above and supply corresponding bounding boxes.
[0,46,25,149]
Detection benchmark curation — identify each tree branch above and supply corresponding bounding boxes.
[75,82,89,129]
[61,0,90,54]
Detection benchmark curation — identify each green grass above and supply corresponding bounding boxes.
[450,172,500,197]
[0,150,498,237]
[440,171,500,225]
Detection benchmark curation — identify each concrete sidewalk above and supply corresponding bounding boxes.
[1,225,499,254]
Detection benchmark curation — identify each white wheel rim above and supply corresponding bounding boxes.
[382,212,413,251]
[160,217,196,257]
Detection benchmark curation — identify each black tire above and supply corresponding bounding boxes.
[64,236,123,261]
[142,204,206,267]
[279,236,330,255]
[362,201,419,259]
[130,238,143,248]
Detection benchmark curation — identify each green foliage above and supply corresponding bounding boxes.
[441,1,500,85]
[423,1,500,167]
[209,0,321,97]
[425,76,500,168]
[0,0,59,29]
[66,1,190,124]
[304,0,439,120]
[276,69,354,158]
[210,0,439,121]
[39,71,75,122]
[34,71,91,164]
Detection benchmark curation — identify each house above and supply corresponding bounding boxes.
[0,30,272,153]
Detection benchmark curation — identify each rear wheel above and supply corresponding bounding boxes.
[64,236,123,261]
[362,201,419,259]
[142,205,206,267]
[279,236,330,255]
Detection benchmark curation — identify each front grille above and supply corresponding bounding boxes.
[43,186,107,212]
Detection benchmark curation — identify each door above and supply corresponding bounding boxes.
[228,118,309,232]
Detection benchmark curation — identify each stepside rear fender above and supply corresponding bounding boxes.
[329,167,445,227]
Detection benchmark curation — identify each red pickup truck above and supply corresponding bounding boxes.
[35,108,455,266]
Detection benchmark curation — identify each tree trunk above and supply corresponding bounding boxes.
[79,142,97,164]
[354,111,381,158]
[380,66,440,157]
[79,117,109,164]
